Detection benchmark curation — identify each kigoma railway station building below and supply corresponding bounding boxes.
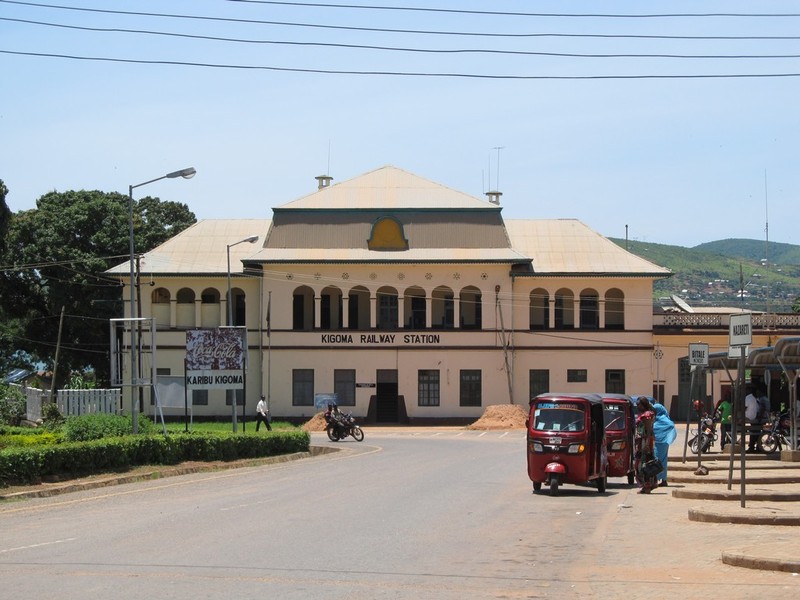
[109,165,677,423]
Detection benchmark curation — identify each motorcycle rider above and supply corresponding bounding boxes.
[324,403,345,437]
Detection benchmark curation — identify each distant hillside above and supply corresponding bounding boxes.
[694,239,800,265]
[609,238,800,312]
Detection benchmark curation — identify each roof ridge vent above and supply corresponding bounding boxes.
[486,191,502,205]
[315,175,333,189]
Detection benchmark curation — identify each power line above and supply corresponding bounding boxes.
[3,1,798,39]
[5,17,800,59]
[4,50,800,79]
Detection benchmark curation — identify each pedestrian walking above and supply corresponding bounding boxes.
[255,395,271,432]
[634,396,658,494]
[651,398,677,487]
[716,391,733,450]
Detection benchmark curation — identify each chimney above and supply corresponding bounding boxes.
[315,175,333,190]
[485,191,502,205]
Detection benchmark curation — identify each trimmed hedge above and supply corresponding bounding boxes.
[0,430,310,486]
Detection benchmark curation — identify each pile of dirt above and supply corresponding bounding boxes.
[467,404,528,430]
[301,404,528,431]
[301,412,328,432]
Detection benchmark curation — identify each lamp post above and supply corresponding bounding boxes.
[226,235,259,432]
[226,235,259,326]
[128,167,196,433]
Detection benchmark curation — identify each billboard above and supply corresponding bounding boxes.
[186,328,246,390]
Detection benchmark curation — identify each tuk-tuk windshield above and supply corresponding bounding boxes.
[533,403,586,432]
[604,406,626,431]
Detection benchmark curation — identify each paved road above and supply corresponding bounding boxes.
[1,429,798,599]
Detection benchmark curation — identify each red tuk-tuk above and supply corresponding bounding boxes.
[601,394,636,485]
[526,393,608,496]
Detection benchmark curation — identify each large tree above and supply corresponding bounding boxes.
[2,190,195,386]
[0,179,21,374]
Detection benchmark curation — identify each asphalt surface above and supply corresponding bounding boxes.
[2,425,799,575]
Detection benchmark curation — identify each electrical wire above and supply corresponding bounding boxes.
[4,17,800,59]
[4,50,800,79]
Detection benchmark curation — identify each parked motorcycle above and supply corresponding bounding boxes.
[688,413,718,454]
[759,412,791,454]
[326,411,365,442]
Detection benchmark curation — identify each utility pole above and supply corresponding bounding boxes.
[49,306,66,404]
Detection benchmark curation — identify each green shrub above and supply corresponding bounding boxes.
[0,384,26,426]
[0,431,61,449]
[41,402,65,430]
[0,429,310,486]
[63,413,155,442]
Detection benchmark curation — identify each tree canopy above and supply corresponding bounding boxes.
[0,188,195,385]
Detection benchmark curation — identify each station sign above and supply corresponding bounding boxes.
[729,313,753,347]
[688,343,709,366]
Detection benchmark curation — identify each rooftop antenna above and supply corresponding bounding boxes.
[764,169,771,331]
[493,146,504,190]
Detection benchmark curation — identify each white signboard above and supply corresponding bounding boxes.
[186,328,246,390]
[688,343,709,366]
[728,345,749,359]
[729,313,753,347]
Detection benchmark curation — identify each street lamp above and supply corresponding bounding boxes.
[128,167,196,433]
[227,235,260,326]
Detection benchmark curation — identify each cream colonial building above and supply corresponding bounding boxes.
[110,166,672,423]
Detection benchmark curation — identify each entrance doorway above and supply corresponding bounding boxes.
[376,369,398,423]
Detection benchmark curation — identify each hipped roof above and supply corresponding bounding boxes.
[106,166,671,278]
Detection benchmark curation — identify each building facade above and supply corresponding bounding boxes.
[110,166,673,422]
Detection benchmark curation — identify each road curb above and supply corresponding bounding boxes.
[721,549,800,573]
[672,488,800,501]
[688,507,800,526]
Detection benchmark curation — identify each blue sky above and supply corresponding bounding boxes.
[2,0,799,248]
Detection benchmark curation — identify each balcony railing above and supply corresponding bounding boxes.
[654,312,800,329]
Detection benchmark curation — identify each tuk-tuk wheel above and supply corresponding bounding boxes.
[627,472,635,485]
[549,476,560,496]
[597,476,606,493]
[532,481,542,492]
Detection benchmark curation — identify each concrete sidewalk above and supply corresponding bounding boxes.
[665,435,800,573]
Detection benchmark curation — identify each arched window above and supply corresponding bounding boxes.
[529,288,549,330]
[431,286,454,329]
[554,288,574,330]
[460,286,482,330]
[176,288,195,328]
[292,285,315,331]
[151,287,170,328]
[200,288,221,328]
[320,286,343,330]
[230,287,246,327]
[377,286,398,330]
[605,288,625,330]
[579,289,599,330]
[348,286,370,329]
[404,286,426,329]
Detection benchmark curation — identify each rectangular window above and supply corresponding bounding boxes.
[334,369,356,406]
[567,369,587,383]
[192,389,208,406]
[418,370,440,406]
[529,369,550,400]
[293,369,314,406]
[459,370,482,407]
[225,389,244,406]
[605,369,625,394]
